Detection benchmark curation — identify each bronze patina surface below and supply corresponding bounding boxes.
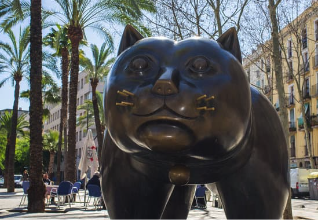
[101,25,289,219]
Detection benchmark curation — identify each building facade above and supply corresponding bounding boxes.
[243,2,318,168]
[43,70,105,179]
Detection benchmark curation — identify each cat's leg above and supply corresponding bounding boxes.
[213,161,289,219]
[161,185,196,219]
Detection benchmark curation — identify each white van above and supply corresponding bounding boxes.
[290,168,318,197]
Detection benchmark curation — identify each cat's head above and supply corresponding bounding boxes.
[104,25,251,162]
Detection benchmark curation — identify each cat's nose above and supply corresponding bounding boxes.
[152,68,179,96]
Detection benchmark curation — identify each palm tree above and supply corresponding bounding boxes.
[0,111,28,188]
[80,43,114,160]
[0,26,29,192]
[28,0,46,212]
[43,130,60,178]
[0,0,30,31]
[53,0,156,183]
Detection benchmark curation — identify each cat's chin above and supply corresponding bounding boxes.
[137,120,195,153]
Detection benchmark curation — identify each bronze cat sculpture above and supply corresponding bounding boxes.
[101,25,289,219]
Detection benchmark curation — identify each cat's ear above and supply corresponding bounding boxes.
[117,25,144,56]
[217,27,242,64]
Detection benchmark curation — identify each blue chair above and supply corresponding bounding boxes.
[71,182,82,202]
[86,184,102,210]
[195,185,207,209]
[50,181,73,208]
[19,181,30,207]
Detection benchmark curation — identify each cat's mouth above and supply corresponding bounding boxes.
[133,105,198,120]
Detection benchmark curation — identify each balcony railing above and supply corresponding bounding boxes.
[311,114,318,127]
[287,95,295,107]
[289,121,296,132]
[311,84,318,97]
[313,55,318,69]
[285,72,293,83]
[298,117,311,130]
[290,147,296,157]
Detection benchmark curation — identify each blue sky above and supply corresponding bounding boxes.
[0,1,123,111]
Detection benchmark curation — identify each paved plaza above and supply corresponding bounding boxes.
[0,188,318,219]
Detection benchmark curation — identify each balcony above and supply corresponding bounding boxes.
[289,121,297,132]
[298,116,311,130]
[287,95,295,108]
[311,114,318,127]
[285,72,293,83]
[313,55,318,69]
[300,62,310,74]
[311,84,318,97]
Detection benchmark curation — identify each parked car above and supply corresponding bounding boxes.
[14,175,23,188]
[0,177,4,188]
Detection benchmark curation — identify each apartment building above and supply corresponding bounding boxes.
[43,70,105,179]
[243,2,318,168]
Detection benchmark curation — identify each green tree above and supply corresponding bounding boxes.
[0,111,28,188]
[28,0,46,212]
[15,135,30,174]
[80,43,115,160]
[43,130,60,178]
[53,0,156,183]
[0,26,30,192]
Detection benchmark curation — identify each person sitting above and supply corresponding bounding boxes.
[43,173,51,185]
[86,171,100,188]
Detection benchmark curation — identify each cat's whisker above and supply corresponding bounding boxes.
[205,96,215,101]
[206,107,215,111]
[123,90,135,96]
[116,101,134,106]
[197,106,207,110]
[196,94,207,101]
[117,90,129,97]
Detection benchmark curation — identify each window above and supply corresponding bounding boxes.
[77,81,80,91]
[80,96,83,105]
[81,78,83,89]
[302,28,307,49]
[290,135,295,157]
[77,98,79,106]
[303,52,309,72]
[79,131,82,141]
[304,78,310,98]
[287,39,292,58]
[84,92,91,100]
[289,85,294,105]
[76,132,78,142]
[315,44,318,67]
[256,70,260,78]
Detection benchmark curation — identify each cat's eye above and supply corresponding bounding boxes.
[131,57,148,70]
[192,57,208,71]
[187,56,214,76]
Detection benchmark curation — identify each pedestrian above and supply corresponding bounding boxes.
[43,172,51,185]
[86,171,101,188]
[22,170,29,181]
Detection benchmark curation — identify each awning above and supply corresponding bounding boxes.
[297,103,309,126]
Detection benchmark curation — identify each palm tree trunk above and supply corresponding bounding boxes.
[57,47,69,184]
[90,78,103,163]
[48,150,55,177]
[268,0,292,218]
[66,26,83,183]
[4,135,10,188]
[28,0,46,212]
[63,125,68,181]
[7,78,21,192]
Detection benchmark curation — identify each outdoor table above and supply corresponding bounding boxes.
[45,184,59,204]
